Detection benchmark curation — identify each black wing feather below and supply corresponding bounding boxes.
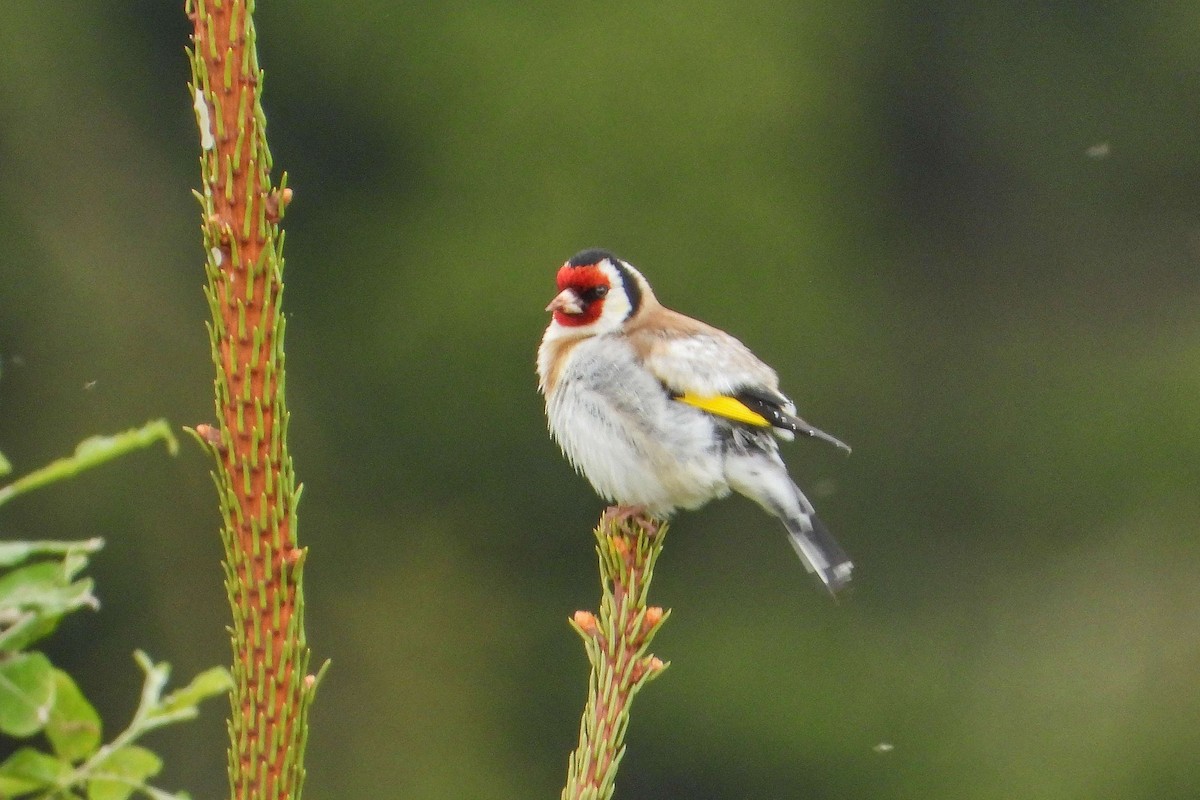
[734,389,796,431]
[735,388,852,454]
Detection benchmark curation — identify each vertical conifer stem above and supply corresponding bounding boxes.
[562,509,671,800]
[186,2,316,799]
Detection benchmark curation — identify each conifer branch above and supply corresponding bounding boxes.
[185,2,319,799]
[562,508,671,800]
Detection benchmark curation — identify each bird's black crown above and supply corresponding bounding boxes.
[567,248,618,268]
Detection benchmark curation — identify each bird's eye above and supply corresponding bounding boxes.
[586,285,609,300]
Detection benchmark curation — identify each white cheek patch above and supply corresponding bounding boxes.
[598,261,633,324]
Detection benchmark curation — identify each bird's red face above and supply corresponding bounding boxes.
[546,262,611,327]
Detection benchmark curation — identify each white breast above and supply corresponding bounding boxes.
[538,332,730,514]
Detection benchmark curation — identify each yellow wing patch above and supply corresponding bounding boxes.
[674,393,771,427]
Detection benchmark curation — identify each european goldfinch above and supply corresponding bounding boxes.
[538,249,854,594]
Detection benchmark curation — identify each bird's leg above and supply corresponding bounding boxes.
[603,504,646,524]
[603,505,662,536]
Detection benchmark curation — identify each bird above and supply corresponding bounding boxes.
[537,249,854,594]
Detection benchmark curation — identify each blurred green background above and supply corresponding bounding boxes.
[2,2,1198,798]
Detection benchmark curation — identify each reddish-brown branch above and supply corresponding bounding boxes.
[189,1,304,798]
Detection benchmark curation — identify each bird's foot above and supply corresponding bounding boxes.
[603,505,662,536]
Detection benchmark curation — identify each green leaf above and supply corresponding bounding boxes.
[0,612,58,655]
[0,420,178,509]
[137,787,190,800]
[0,562,98,614]
[0,538,103,569]
[0,652,55,737]
[0,747,71,797]
[0,450,12,478]
[86,745,162,800]
[62,549,94,581]
[132,651,170,710]
[0,561,98,651]
[155,667,233,717]
[47,669,102,762]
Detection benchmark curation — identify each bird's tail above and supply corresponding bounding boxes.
[725,452,854,594]
[782,507,853,595]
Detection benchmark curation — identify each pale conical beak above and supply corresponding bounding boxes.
[546,288,583,315]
